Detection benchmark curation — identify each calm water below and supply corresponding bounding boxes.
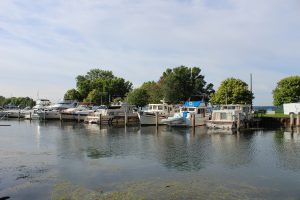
[0,120,300,200]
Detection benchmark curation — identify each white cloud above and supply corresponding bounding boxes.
[0,0,299,105]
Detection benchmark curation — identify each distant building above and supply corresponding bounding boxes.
[283,103,300,115]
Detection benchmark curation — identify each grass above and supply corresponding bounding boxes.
[261,113,289,118]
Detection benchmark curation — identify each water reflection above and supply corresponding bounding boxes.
[33,122,259,172]
[273,129,300,171]
[2,121,300,199]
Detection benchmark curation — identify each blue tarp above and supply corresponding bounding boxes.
[183,101,202,107]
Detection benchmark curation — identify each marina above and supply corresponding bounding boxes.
[1,120,300,199]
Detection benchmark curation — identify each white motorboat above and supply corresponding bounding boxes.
[85,103,138,124]
[206,104,252,129]
[24,99,52,120]
[162,101,208,127]
[60,104,97,121]
[37,100,78,120]
[137,101,180,125]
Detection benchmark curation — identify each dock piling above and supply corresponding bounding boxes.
[297,112,300,127]
[237,113,241,129]
[155,112,158,127]
[125,111,128,126]
[191,113,195,128]
[290,113,294,129]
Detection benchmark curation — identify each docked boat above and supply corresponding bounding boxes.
[36,100,78,120]
[206,104,252,129]
[137,101,180,125]
[162,100,208,127]
[60,104,97,121]
[85,103,138,124]
[24,99,52,120]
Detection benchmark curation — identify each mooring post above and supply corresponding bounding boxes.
[60,113,62,121]
[297,112,300,127]
[77,113,80,123]
[155,112,158,127]
[29,112,32,121]
[191,113,195,128]
[237,113,241,130]
[99,114,102,125]
[125,111,128,126]
[290,113,294,129]
[18,111,20,120]
[43,111,45,121]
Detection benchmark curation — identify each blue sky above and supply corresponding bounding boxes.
[0,0,299,105]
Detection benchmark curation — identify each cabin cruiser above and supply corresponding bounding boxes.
[36,100,78,120]
[162,101,208,127]
[138,100,180,125]
[24,99,52,120]
[85,102,137,124]
[206,104,252,129]
[60,104,98,121]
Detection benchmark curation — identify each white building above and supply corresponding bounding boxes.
[283,103,300,115]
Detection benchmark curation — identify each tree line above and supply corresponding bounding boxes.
[1,67,298,108]
[64,66,256,107]
[0,96,35,108]
[64,67,300,107]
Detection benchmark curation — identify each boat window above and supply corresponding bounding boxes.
[220,113,227,120]
[188,108,195,112]
[164,106,167,110]
[158,106,163,110]
[197,109,201,114]
[182,108,187,111]
[149,105,152,110]
[153,105,157,110]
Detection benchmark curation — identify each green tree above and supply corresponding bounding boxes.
[84,89,103,104]
[1,96,35,108]
[140,81,163,103]
[68,68,133,105]
[159,66,214,103]
[210,78,253,105]
[64,89,81,101]
[127,88,150,107]
[0,96,5,106]
[273,76,300,106]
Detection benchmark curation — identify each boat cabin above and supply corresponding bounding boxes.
[181,101,206,117]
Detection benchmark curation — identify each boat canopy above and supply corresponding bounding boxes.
[183,101,203,107]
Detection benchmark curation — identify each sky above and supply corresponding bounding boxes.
[0,0,299,105]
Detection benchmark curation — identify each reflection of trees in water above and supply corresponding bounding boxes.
[209,130,255,168]
[273,129,300,171]
[37,122,257,171]
[153,127,213,171]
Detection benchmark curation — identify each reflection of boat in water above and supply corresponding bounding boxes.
[206,105,252,129]
[138,100,180,125]
[206,128,236,135]
[162,100,208,127]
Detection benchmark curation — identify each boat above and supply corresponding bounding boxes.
[85,102,138,125]
[206,104,252,129]
[137,100,180,125]
[24,99,52,120]
[162,100,208,127]
[60,104,97,121]
[36,100,78,120]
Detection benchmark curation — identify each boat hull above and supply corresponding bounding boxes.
[138,112,168,125]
